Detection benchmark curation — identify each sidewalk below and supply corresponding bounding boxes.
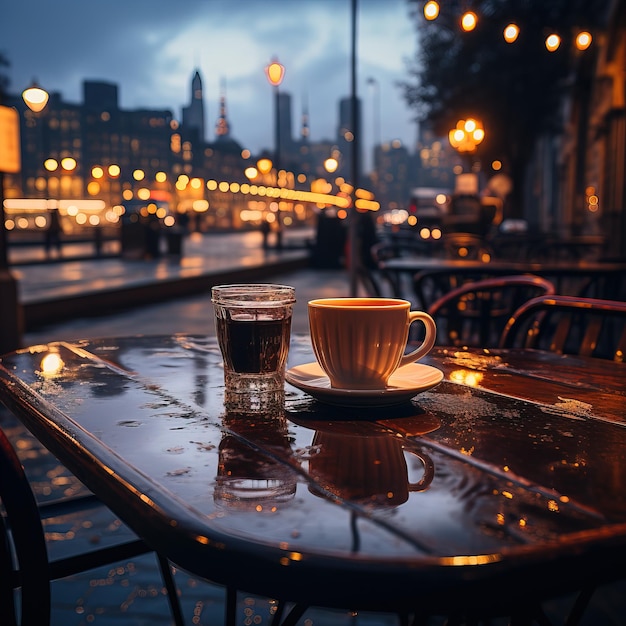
[12,227,355,346]
[11,229,322,331]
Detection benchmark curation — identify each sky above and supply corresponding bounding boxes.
[1,0,420,172]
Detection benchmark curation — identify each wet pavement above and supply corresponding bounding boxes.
[8,228,355,344]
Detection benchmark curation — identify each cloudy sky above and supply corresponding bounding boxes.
[1,0,420,171]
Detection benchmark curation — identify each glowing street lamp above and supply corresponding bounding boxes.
[449,118,485,155]
[0,81,49,353]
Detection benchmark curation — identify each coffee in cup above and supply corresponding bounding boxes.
[308,297,436,390]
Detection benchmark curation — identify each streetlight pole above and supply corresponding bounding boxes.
[349,0,360,296]
[265,58,285,174]
[0,82,49,354]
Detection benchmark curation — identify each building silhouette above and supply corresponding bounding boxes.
[181,69,206,143]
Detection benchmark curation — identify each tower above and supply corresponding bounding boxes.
[182,69,206,142]
[215,80,231,141]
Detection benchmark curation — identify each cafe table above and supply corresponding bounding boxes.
[379,257,626,301]
[1,334,625,624]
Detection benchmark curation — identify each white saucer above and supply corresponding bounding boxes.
[285,361,443,407]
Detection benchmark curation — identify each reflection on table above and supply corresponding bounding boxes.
[1,334,625,620]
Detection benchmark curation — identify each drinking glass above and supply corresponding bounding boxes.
[212,284,296,413]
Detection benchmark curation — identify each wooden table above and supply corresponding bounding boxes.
[1,335,625,623]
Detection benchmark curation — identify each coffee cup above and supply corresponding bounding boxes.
[308,297,436,390]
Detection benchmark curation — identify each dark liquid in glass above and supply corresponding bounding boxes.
[217,318,291,373]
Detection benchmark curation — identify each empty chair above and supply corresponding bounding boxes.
[499,295,626,361]
[0,420,184,625]
[426,275,556,348]
[412,266,522,311]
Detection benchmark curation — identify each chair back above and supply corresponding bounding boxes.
[427,275,556,348]
[499,295,626,361]
[413,266,524,311]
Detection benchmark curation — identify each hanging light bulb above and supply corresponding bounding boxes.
[545,33,561,52]
[423,1,439,20]
[575,31,592,51]
[461,11,478,32]
[503,24,520,44]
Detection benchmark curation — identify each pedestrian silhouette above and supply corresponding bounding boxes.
[260,220,271,249]
[45,208,63,257]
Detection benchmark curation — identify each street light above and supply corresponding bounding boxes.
[0,81,50,353]
[448,118,485,155]
[264,58,285,173]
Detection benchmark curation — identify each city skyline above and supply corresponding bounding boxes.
[1,0,419,172]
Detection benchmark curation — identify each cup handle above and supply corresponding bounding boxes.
[398,311,437,368]
[406,449,435,492]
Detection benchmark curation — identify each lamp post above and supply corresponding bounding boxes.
[0,81,49,353]
[265,58,285,174]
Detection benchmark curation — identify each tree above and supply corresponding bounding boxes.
[402,0,609,217]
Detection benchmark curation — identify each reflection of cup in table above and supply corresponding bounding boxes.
[215,414,297,510]
[309,430,434,507]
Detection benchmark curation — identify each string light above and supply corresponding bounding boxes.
[545,33,561,52]
[424,0,439,20]
[421,4,594,54]
[503,24,520,44]
[461,11,478,32]
[575,31,592,50]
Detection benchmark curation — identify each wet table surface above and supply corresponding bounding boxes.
[1,335,626,615]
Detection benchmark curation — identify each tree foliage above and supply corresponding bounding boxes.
[402,0,608,206]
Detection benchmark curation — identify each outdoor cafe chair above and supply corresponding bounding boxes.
[426,275,556,348]
[0,419,184,626]
[499,294,626,361]
[412,266,527,311]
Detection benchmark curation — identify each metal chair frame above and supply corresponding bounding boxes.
[499,294,626,361]
[0,424,184,626]
[427,275,556,348]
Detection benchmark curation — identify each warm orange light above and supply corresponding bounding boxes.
[257,158,273,174]
[44,158,58,172]
[449,118,485,153]
[503,24,519,43]
[60,157,77,171]
[324,157,338,173]
[461,11,477,32]
[545,34,561,52]
[575,31,592,51]
[265,59,285,87]
[22,81,49,113]
[423,1,439,20]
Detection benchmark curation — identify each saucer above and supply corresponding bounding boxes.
[285,362,443,407]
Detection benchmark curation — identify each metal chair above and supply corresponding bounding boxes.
[499,294,626,361]
[0,420,184,626]
[427,275,556,348]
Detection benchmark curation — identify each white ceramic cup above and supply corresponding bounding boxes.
[308,297,437,390]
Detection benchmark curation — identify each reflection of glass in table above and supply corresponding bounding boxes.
[1,335,625,621]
